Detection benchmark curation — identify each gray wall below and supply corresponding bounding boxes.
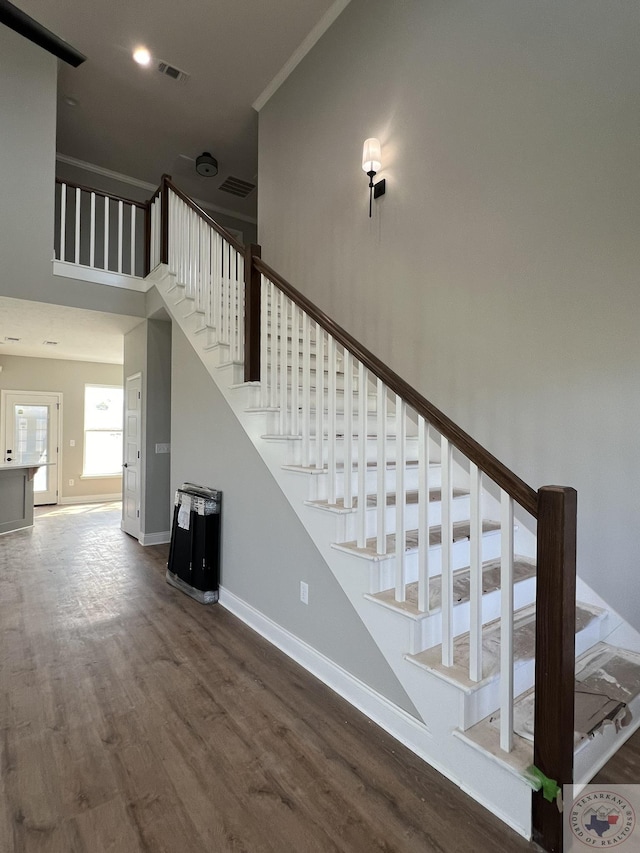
[258,0,640,628]
[0,25,145,319]
[0,354,123,501]
[171,325,418,715]
[123,319,172,537]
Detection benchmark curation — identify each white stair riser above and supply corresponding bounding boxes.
[313,465,440,500]
[408,576,538,655]
[364,530,504,592]
[340,495,471,540]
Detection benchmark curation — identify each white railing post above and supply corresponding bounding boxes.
[103,196,109,270]
[356,361,367,547]
[342,351,353,508]
[89,192,96,268]
[417,416,431,613]
[327,334,337,503]
[301,311,311,466]
[500,490,514,752]
[117,200,123,273]
[131,204,137,276]
[394,396,406,602]
[376,379,388,555]
[440,436,454,667]
[59,183,67,262]
[315,323,324,470]
[74,187,81,264]
[469,463,483,682]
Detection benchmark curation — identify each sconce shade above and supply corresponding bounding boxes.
[362,138,382,174]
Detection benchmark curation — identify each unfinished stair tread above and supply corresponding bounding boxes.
[370,556,536,618]
[283,459,421,475]
[407,603,602,689]
[305,486,466,514]
[460,643,640,779]
[333,519,501,560]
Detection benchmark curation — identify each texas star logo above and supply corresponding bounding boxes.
[570,790,636,848]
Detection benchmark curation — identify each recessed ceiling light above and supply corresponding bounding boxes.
[133,46,151,66]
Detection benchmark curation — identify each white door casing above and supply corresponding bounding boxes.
[1,391,61,505]
[121,373,142,539]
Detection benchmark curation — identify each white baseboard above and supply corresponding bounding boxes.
[139,530,171,546]
[58,494,122,506]
[218,587,432,746]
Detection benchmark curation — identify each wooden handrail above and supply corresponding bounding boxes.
[163,177,244,255]
[55,177,147,210]
[252,255,538,517]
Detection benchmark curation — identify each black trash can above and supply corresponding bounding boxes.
[166,484,221,604]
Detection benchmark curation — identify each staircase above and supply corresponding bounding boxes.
[58,175,640,851]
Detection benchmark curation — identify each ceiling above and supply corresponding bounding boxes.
[12,0,341,221]
[0,297,143,364]
[4,0,345,364]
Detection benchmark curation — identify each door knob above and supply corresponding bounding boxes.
[123,463,128,468]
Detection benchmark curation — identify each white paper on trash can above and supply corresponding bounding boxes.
[178,494,191,530]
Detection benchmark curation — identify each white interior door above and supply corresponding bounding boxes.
[2,392,61,505]
[122,373,142,538]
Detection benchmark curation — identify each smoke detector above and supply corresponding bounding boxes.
[195,152,218,178]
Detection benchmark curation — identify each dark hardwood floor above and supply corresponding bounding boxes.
[2,501,630,852]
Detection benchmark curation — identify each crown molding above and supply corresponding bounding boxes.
[252,0,352,112]
[55,154,257,226]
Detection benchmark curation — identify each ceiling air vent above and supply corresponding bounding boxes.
[219,176,256,198]
[157,61,190,84]
[5,336,20,343]
[43,340,59,346]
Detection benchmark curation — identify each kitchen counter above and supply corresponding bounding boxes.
[0,459,52,535]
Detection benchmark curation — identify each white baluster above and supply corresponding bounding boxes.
[440,436,454,667]
[59,183,67,262]
[117,200,123,273]
[128,204,135,275]
[279,295,289,435]
[260,275,270,408]
[342,350,353,509]
[327,335,337,504]
[291,304,300,437]
[469,463,483,682]
[395,396,407,602]
[301,311,311,466]
[315,323,324,470]
[74,187,81,264]
[376,379,387,555]
[500,490,514,752]
[89,192,96,268]
[269,282,277,409]
[236,252,245,362]
[356,362,367,548]
[417,416,431,613]
[103,196,109,270]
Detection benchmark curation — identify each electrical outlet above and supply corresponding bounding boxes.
[68,479,74,486]
[155,443,170,454]
[69,439,75,447]
[300,581,309,605]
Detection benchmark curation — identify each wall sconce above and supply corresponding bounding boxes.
[362,137,386,217]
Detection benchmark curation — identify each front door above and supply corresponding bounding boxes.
[2,391,61,505]
[121,373,142,538]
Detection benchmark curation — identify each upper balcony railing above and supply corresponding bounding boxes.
[54,178,147,279]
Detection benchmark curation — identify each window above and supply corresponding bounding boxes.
[83,385,124,477]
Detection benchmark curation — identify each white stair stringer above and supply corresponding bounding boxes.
[149,264,535,838]
[148,264,640,841]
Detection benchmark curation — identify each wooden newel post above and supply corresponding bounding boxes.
[533,485,577,853]
[244,243,262,382]
[160,174,171,266]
